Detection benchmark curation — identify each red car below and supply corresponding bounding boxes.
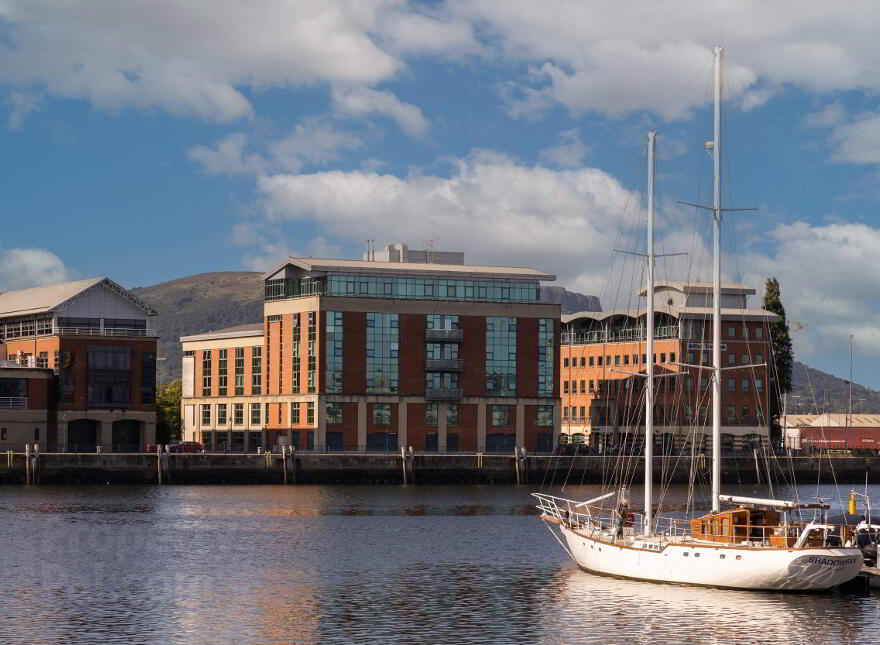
[168,441,203,453]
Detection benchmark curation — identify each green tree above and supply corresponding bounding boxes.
[763,278,793,443]
[156,380,182,443]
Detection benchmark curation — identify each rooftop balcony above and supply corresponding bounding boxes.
[562,324,681,346]
[425,328,463,342]
[425,388,463,401]
[425,358,463,371]
[54,326,159,338]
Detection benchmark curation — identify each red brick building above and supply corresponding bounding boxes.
[560,282,776,452]
[0,277,159,451]
[181,245,561,453]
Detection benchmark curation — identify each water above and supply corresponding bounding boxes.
[1,484,879,644]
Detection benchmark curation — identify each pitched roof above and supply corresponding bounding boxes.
[0,277,158,318]
[638,281,756,296]
[263,257,555,281]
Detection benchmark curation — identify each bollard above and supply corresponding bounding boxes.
[96,445,102,454]
[289,446,296,485]
[156,444,163,485]
[401,446,407,484]
[32,444,39,485]
[282,445,288,485]
[25,444,31,485]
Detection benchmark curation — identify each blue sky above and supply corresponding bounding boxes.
[1,1,880,389]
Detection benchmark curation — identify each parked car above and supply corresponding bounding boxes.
[168,441,204,453]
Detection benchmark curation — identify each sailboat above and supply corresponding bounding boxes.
[534,47,863,591]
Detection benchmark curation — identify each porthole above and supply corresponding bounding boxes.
[736,555,742,560]
[720,554,726,559]
[694,553,700,558]
[683,552,689,557]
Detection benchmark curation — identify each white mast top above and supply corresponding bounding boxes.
[645,131,656,534]
[711,46,723,513]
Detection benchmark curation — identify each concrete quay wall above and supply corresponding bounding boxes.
[1,453,879,485]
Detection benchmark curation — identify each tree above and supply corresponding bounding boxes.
[763,278,793,444]
[156,380,182,444]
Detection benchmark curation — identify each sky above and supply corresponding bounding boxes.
[1,1,880,387]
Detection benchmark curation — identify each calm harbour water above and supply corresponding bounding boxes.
[1,483,879,644]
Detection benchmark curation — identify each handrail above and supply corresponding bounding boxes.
[53,326,158,337]
[0,397,28,409]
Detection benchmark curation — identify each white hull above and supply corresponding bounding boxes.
[562,526,863,591]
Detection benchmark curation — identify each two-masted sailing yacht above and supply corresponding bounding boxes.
[534,47,863,591]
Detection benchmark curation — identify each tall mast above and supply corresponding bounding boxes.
[711,46,723,513]
[645,131,656,533]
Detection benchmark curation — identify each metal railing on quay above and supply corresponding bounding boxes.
[53,326,158,337]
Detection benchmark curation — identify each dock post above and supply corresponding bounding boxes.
[33,444,39,485]
[25,444,31,485]
[282,445,288,485]
[514,447,521,485]
[289,447,296,484]
[401,446,408,484]
[156,444,163,485]
[407,446,415,484]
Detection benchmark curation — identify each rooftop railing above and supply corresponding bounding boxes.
[53,326,159,337]
[562,324,681,345]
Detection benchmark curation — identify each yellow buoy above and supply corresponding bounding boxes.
[848,491,858,515]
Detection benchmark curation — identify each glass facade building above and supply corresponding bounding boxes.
[486,317,517,396]
[366,313,399,394]
[325,311,343,393]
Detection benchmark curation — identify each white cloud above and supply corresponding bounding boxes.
[0,1,410,121]
[255,149,636,294]
[803,101,846,129]
[738,222,880,358]
[451,1,880,120]
[332,86,428,136]
[270,117,364,172]
[0,247,71,289]
[241,235,343,272]
[830,112,880,164]
[5,91,41,129]
[188,133,269,175]
[539,129,587,168]
[189,118,362,176]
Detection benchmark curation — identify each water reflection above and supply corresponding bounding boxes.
[0,485,878,644]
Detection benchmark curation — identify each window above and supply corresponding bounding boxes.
[251,403,261,425]
[741,378,750,393]
[538,319,555,397]
[742,326,749,339]
[563,381,569,394]
[670,353,676,363]
[491,405,511,427]
[56,351,73,401]
[37,352,48,368]
[686,352,695,363]
[202,350,212,396]
[202,404,211,426]
[563,357,569,368]
[588,380,594,393]
[728,326,736,338]
[755,327,764,339]
[141,352,156,404]
[218,349,228,396]
[580,357,585,367]
[598,356,603,367]
[535,405,553,426]
[251,347,261,394]
[264,403,269,424]
[700,376,708,391]
[486,317,516,396]
[235,348,244,395]
[660,353,666,363]
[579,380,586,394]
[727,377,736,392]
[755,353,764,364]
[217,404,227,425]
[427,314,460,330]
[234,403,244,425]
[87,346,131,407]
[563,406,569,420]
[285,402,297,425]
[447,404,459,426]
[685,377,693,393]
[426,372,458,392]
[373,403,391,426]
[623,355,629,365]
[742,407,750,419]
[741,354,748,365]
[307,339,316,393]
[326,402,342,425]
[727,353,736,365]
[588,357,594,367]
[292,341,300,392]
[425,403,439,426]
[367,313,399,393]
[756,378,764,393]
[325,311,343,393]
[615,355,620,366]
